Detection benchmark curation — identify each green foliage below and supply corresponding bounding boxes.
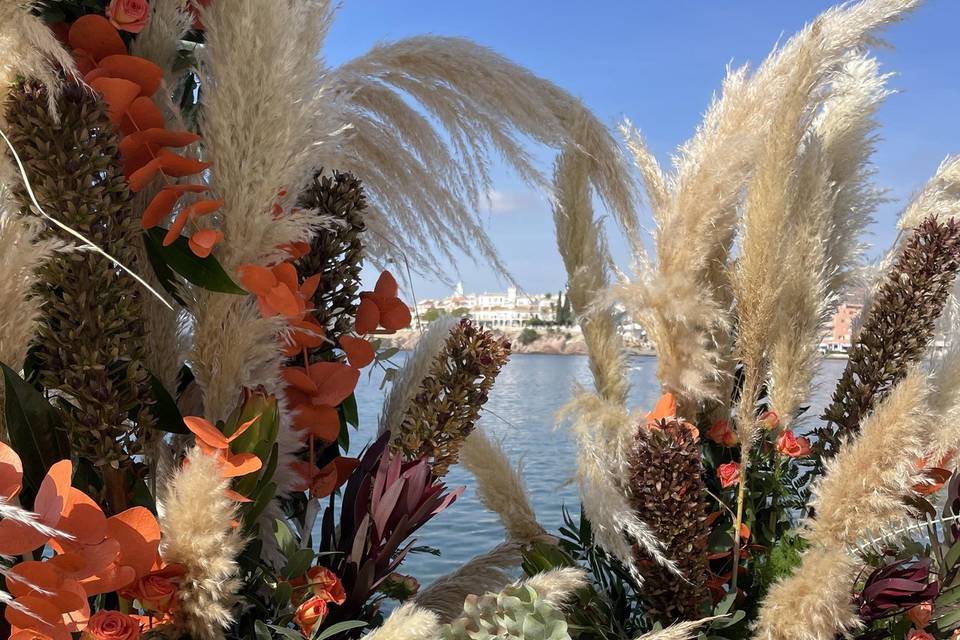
[144,228,247,298]
[442,583,572,640]
[518,328,540,346]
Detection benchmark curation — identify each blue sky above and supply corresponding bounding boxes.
[325,1,960,300]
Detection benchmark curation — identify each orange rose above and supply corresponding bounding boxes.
[907,602,933,628]
[718,461,740,488]
[81,611,141,640]
[759,410,779,430]
[706,420,737,447]
[107,0,150,33]
[306,566,346,605]
[293,596,329,635]
[122,566,182,613]
[776,430,811,458]
[907,629,935,640]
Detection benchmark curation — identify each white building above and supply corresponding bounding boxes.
[416,284,557,328]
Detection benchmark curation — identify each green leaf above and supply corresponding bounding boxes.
[283,548,315,579]
[274,519,297,556]
[254,620,272,640]
[313,621,368,640]
[267,624,303,640]
[144,228,246,296]
[946,539,960,571]
[146,372,189,434]
[1,362,70,495]
[142,230,186,305]
[341,393,359,428]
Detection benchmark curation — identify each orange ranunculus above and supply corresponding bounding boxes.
[907,602,933,628]
[121,565,184,613]
[718,461,740,489]
[293,596,329,635]
[305,566,346,605]
[106,0,150,33]
[706,420,737,447]
[81,610,141,640]
[355,271,411,334]
[775,430,811,458]
[759,410,779,430]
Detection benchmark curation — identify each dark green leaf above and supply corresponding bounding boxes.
[283,548,315,579]
[313,621,368,640]
[146,371,188,434]
[144,228,246,296]
[2,362,70,495]
[142,231,186,305]
[267,624,302,640]
[341,393,359,428]
[254,620,272,640]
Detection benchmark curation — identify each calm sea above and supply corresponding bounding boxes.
[349,353,847,587]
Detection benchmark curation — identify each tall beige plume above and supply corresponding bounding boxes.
[755,371,930,640]
[159,448,243,640]
[361,603,440,640]
[616,0,920,411]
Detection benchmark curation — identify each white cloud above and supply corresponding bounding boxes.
[484,188,548,215]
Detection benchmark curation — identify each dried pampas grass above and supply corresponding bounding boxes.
[633,617,723,640]
[459,429,546,543]
[522,567,588,607]
[362,603,440,640]
[324,35,640,277]
[130,0,193,89]
[899,156,960,230]
[159,448,243,640]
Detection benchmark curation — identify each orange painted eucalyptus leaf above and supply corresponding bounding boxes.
[89,77,140,125]
[123,127,202,150]
[121,95,163,134]
[379,297,412,331]
[141,189,181,229]
[155,149,210,177]
[0,440,23,499]
[107,507,161,578]
[354,298,380,335]
[238,264,275,295]
[302,362,359,407]
[0,460,72,555]
[188,229,224,257]
[292,404,341,442]
[49,537,121,582]
[67,15,126,62]
[57,488,107,546]
[374,270,399,298]
[221,453,263,479]
[646,393,677,423]
[183,416,230,450]
[5,596,70,640]
[340,336,375,368]
[97,54,164,97]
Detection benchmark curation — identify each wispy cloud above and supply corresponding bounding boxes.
[484,188,548,215]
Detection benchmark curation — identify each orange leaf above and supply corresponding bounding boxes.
[340,336,375,368]
[7,563,86,614]
[77,562,136,597]
[127,157,163,192]
[5,596,64,634]
[301,273,322,301]
[183,416,229,450]
[107,507,161,579]
[122,128,201,152]
[292,404,341,442]
[221,453,262,478]
[58,488,107,546]
[141,189,181,229]
[89,77,140,125]
[68,15,126,62]
[283,367,318,395]
[0,461,71,555]
[238,265,276,296]
[47,539,119,582]
[181,198,224,219]
[273,262,300,292]
[264,283,303,318]
[163,210,190,246]
[374,271,399,298]
[83,67,112,84]
[308,362,360,407]
[355,298,380,335]
[0,440,23,500]
[188,229,223,258]
[379,297,411,332]
[647,393,677,423]
[224,489,253,503]
[97,54,164,97]
[227,416,260,444]
[157,149,209,177]
[121,96,163,135]
[310,457,359,499]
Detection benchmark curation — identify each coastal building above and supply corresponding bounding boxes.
[415,284,559,328]
[819,301,863,353]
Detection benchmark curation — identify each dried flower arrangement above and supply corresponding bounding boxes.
[1,1,960,640]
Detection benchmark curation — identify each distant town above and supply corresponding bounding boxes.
[411,284,866,355]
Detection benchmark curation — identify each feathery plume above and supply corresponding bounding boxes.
[130,0,193,88]
[324,35,640,277]
[379,315,459,436]
[617,0,919,410]
[4,82,154,480]
[414,541,527,622]
[391,318,510,475]
[899,156,960,230]
[926,343,960,466]
[552,141,627,406]
[459,429,547,543]
[817,216,960,460]
[159,448,243,640]
[633,617,723,640]
[362,603,440,640]
[522,567,588,607]
[753,546,863,640]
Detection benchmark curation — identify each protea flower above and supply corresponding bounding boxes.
[318,432,462,626]
[854,558,940,622]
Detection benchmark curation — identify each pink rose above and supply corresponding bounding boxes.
[906,602,933,628]
[706,420,737,447]
[305,566,346,605]
[293,596,329,635]
[776,430,812,458]
[718,461,740,488]
[107,0,150,33]
[759,410,779,430]
[907,629,935,640]
[81,611,140,640]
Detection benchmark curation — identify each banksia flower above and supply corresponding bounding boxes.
[628,415,710,622]
[817,215,960,460]
[4,82,153,477]
[392,318,511,475]
[296,170,367,342]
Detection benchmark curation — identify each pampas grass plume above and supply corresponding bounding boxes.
[362,603,440,640]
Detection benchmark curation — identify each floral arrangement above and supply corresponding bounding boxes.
[1,1,960,640]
